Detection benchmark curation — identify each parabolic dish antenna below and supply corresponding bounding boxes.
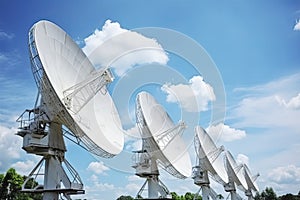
[225,151,248,192]
[16,20,124,199]
[194,126,227,185]
[194,127,244,200]
[138,91,192,177]
[132,91,192,199]
[29,20,124,156]
[192,126,227,200]
[243,164,259,193]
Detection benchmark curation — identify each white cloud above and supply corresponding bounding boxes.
[124,125,142,151]
[79,174,145,199]
[234,73,300,96]
[206,123,246,143]
[88,174,98,183]
[260,164,300,195]
[285,93,300,109]
[127,175,141,182]
[0,53,8,63]
[0,31,14,40]
[125,183,141,193]
[234,96,293,128]
[125,139,142,151]
[86,174,115,192]
[0,123,40,177]
[236,154,249,166]
[228,73,300,195]
[231,73,300,129]
[161,76,216,112]
[0,73,36,112]
[276,93,300,110]
[294,19,300,31]
[125,125,140,139]
[268,165,300,184]
[95,182,115,191]
[87,161,110,175]
[82,19,168,76]
[0,125,22,165]
[77,178,117,200]
[11,160,36,175]
[0,51,21,67]
[83,20,127,55]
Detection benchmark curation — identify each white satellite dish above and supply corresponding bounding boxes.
[30,20,124,156]
[243,164,259,199]
[132,91,192,199]
[16,20,124,199]
[193,126,245,200]
[224,151,248,199]
[193,126,226,200]
[225,151,247,191]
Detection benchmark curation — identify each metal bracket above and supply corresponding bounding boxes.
[63,68,114,114]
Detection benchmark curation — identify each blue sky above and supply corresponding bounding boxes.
[1,0,300,199]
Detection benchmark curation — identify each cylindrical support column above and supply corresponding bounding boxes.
[43,122,65,200]
[202,186,210,200]
[148,177,159,198]
[43,156,60,200]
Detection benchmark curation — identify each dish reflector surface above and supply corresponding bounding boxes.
[137,91,192,178]
[29,20,124,157]
[195,126,228,184]
[243,164,259,192]
[225,151,247,191]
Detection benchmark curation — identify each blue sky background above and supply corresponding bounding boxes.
[1,0,300,199]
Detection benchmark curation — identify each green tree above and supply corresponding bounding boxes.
[187,192,202,200]
[254,192,261,200]
[279,193,295,200]
[254,187,278,200]
[0,168,42,200]
[116,195,134,200]
[170,192,184,200]
[0,173,4,194]
[261,187,278,200]
[0,168,23,199]
[0,174,4,184]
[184,192,193,200]
[171,192,181,200]
[278,193,300,200]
